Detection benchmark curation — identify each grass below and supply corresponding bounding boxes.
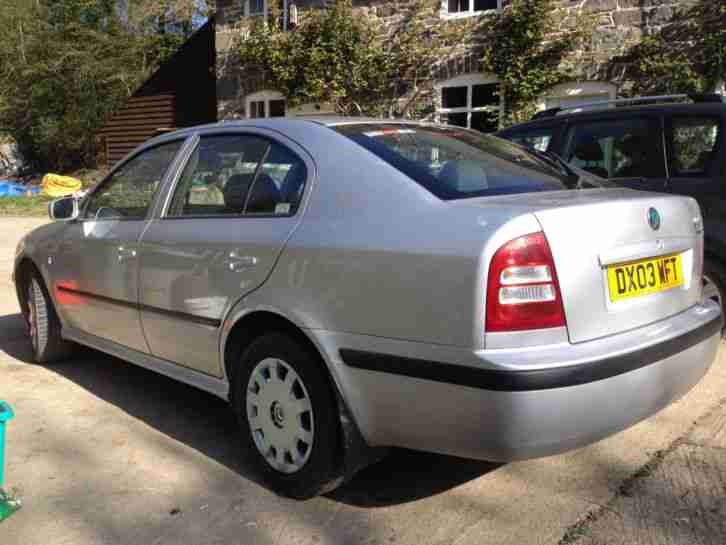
[0,195,54,217]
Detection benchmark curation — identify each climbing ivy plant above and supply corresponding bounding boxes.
[234,0,588,123]
[479,0,588,124]
[617,0,726,96]
[235,0,469,117]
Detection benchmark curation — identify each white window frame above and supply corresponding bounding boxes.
[441,0,502,19]
[245,90,287,119]
[435,73,503,131]
[244,0,290,30]
[538,82,617,113]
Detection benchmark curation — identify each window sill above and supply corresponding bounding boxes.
[440,8,501,20]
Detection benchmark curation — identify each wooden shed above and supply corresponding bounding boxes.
[98,20,217,165]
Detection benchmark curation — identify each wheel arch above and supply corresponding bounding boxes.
[222,310,329,387]
[14,257,43,315]
[221,309,384,479]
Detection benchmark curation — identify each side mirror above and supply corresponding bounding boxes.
[48,196,79,221]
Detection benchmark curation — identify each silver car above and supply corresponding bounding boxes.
[13,119,722,498]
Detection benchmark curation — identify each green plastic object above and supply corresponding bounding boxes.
[0,402,14,489]
[0,401,19,523]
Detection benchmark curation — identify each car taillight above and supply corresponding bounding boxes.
[486,232,566,332]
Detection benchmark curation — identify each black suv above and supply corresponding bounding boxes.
[497,95,726,314]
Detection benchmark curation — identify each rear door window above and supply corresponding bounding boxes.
[166,134,307,218]
[668,117,721,177]
[562,117,666,180]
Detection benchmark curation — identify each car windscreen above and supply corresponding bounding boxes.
[334,124,569,200]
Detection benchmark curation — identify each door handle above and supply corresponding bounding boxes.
[117,246,137,263]
[227,254,258,272]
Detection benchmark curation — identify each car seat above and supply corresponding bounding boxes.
[571,137,609,179]
[439,160,489,192]
[279,162,306,209]
[223,173,281,214]
[613,134,654,178]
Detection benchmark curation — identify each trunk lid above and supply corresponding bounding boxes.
[455,188,703,343]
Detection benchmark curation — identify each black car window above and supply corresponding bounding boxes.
[84,140,183,220]
[669,117,721,177]
[167,134,307,218]
[334,124,568,200]
[563,118,666,180]
[507,126,555,152]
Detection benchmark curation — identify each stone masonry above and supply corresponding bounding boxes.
[215,0,694,120]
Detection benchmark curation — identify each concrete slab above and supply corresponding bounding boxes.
[0,217,724,545]
[574,402,726,545]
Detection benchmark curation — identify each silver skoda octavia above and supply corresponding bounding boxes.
[13,119,722,498]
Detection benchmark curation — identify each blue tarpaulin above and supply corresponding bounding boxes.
[0,181,41,198]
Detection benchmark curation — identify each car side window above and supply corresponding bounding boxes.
[563,118,665,180]
[84,141,183,220]
[670,117,721,177]
[508,127,555,152]
[167,134,307,218]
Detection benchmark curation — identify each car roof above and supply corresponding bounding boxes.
[498,102,726,133]
[141,116,435,149]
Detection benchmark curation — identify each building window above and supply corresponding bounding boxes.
[246,90,286,119]
[443,0,500,17]
[539,82,617,113]
[244,0,295,30]
[436,74,502,133]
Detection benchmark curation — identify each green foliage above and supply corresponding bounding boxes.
[237,0,388,115]
[236,0,459,117]
[479,0,585,123]
[0,195,54,218]
[0,0,210,172]
[622,0,726,95]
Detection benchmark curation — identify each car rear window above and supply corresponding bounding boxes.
[334,124,568,200]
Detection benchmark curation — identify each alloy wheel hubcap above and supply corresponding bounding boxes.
[246,358,314,474]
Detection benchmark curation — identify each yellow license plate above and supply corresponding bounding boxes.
[607,254,683,302]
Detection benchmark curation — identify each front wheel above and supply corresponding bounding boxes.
[231,333,342,499]
[25,275,73,363]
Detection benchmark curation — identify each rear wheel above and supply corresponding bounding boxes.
[232,333,342,499]
[25,274,73,363]
[703,259,726,334]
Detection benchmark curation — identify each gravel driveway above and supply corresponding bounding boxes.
[1,217,724,545]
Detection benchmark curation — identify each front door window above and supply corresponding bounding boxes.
[84,141,183,220]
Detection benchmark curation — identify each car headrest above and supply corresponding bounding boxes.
[247,174,281,213]
[614,133,648,157]
[280,162,306,204]
[439,160,488,192]
[223,173,282,213]
[223,173,255,212]
[572,138,604,162]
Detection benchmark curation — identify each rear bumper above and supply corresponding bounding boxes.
[320,302,722,461]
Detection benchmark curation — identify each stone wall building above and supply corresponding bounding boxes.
[214,0,693,130]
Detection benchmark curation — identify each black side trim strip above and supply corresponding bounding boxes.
[56,286,221,328]
[340,316,722,392]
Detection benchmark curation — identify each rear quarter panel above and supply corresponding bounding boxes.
[244,124,522,348]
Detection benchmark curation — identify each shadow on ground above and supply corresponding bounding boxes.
[0,312,500,507]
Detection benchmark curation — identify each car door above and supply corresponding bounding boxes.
[51,139,186,352]
[664,114,725,248]
[559,115,668,192]
[137,131,311,376]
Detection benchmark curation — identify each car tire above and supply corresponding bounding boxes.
[25,274,73,363]
[703,259,726,334]
[231,332,342,499]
